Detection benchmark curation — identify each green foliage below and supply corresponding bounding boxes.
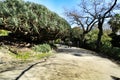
[85,28,98,49]
[0,0,71,42]
[15,52,31,60]
[13,51,52,61]
[86,28,98,43]
[55,39,62,44]
[100,46,120,60]
[70,27,83,46]
[86,28,111,48]
[0,30,10,36]
[32,44,51,53]
[108,14,120,33]
[71,27,83,40]
[101,32,112,47]
[108,14,120,47]
[9,44,52,61]
[85,29,120,60]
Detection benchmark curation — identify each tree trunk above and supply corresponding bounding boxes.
[96,20,103,51]
[80,31,88,47]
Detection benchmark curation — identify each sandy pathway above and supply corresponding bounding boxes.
[0,46,120,80]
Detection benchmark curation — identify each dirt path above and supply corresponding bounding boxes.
[0,46,120,80]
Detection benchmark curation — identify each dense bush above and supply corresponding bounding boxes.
[85,29,120,60]
[108,14,120,47]
[0,0,71,42]
[100,45,120,60]
[85,28,98,49]
[109,33,120,47]
[32,44,51,53]
[71,27,83,40]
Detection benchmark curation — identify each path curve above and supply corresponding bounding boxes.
[0,46,120,80]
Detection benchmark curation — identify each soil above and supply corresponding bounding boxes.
[0,45,120,80]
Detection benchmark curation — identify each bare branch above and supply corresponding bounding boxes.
[86,18,96,31]
[104,0,117,17]
[88,21,98,32]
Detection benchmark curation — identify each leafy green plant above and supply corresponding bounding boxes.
[32,44,51,53]
[0,30,10,36]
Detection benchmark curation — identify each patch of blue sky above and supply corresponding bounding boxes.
[24,0,120,28]
[24,0,81,18]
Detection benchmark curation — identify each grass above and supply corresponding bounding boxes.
[15,52,31,60]
[11,50,53,61]
[0,43,53,62]
[35,52,52,59]
[4,43,53,61]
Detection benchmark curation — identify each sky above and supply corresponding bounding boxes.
[24,0,120,28]
[24,0,80,18]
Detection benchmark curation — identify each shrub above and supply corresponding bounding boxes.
[32,44,51,53]
[85,29,120,61]
[100,46,120,60]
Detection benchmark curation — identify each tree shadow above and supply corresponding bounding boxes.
[0,36,33,48]
[111,76,120,80]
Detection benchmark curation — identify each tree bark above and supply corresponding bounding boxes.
[96,0,117,51]
[96,19,103,51]
[80,31,88,47]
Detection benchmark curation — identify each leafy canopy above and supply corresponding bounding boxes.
[0,0,71,42]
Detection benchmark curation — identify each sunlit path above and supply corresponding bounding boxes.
[1,46,119,80]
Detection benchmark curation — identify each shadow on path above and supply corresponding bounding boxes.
[56,46,96,57]
[111,76,120,80]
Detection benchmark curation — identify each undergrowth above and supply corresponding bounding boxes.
[10,44,53,61]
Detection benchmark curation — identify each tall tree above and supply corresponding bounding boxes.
[65,7,97,46]
[95,0,118,50]
[65,0,118,50]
